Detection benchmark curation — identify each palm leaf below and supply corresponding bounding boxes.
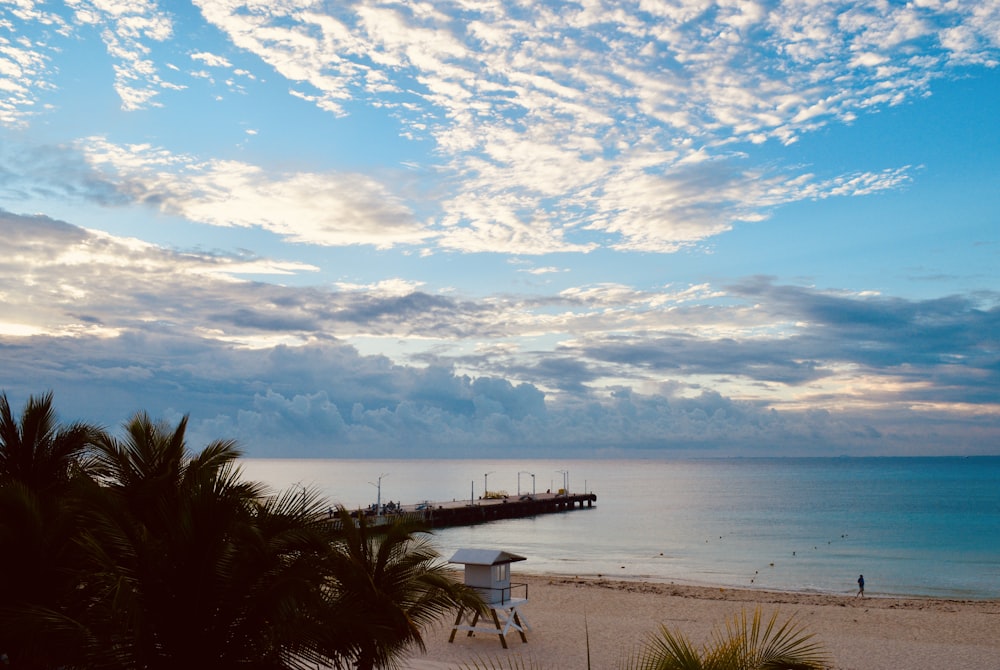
[720,608,830,670]
[623,607,828,670]
[623,623,706,670]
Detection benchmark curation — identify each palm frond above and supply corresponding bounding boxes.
[0,391,98,492]
[624,607,829,670]
[624,623,706,670]
[722,608,830,670]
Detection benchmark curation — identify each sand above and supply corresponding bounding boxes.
[402,574,1000,670]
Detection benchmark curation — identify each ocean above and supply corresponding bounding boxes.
[239,457,1000,600]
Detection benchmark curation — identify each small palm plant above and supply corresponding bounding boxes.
[623,607,829,670]
[460,607,829,670]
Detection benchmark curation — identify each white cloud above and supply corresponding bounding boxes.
[179,0,996,254]
[519,266,566,275]
[190,50,232,68]
[334,278,426,296]
[78,137,434,248]
[66,0,177,110]
[0,2,69,126]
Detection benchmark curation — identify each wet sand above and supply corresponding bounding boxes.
[403,574,1000,669]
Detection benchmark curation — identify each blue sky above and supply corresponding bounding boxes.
[1,0,997,457]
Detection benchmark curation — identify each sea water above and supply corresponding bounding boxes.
[239,457,1000,599]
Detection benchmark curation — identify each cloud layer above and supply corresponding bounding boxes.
[2,1,994,253]
[2,210,996,456]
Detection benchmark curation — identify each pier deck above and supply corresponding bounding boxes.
[358,491,597,529]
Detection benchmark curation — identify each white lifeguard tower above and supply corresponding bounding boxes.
[448,548,530,648]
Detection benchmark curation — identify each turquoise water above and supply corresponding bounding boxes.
[240,457,1000,599]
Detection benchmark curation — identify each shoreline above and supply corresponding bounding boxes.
[546,573,1000,606]
[405,573,1000,670]
[525,570,1000,602]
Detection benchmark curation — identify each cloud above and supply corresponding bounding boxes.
[10,327,986,458]
[1,134,909,258]
[2,215,996,457]
[5,2,996,254]
[726,278,1000,381]
[190,51,232,68]
[0,209,322,339]
[173,0,996,254]
[38,137,433,248]
[550,277,1000,403]
[517,266,567,276]
[0,2,70,127]
[7,3,969,254]
[0,141,130,205]
[68,0,179,110]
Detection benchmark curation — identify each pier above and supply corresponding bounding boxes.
[354,491,597,529]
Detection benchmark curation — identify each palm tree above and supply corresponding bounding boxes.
[324,506,486,670]
[0,390,98,493]
[0,391,102,669]
[622,607,829,670]
[82,411,341,670]
[224,484,347,669]
[1,398,483,670]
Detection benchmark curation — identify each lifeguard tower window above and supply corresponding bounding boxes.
[493,563,509,582]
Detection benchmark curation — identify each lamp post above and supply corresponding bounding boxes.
[484,471,495,498]
[369,472,388,517]
[555,469,568,494]
[518,470,533,496]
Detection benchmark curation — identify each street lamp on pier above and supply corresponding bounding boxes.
[369,473,388,517]
[518,470,534,496]
[484,471,495,498]
[555,469,569,494]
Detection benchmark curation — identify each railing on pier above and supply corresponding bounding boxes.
[327,491,597,532]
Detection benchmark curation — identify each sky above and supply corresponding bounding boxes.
[1,0,998,458]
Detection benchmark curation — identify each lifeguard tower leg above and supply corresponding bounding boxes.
[491,610,508,649]
[513,611,528,643]
[448,607,464,643]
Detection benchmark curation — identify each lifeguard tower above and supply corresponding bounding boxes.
[448,548,529,648]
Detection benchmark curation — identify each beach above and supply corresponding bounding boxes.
[404,574,1000,670]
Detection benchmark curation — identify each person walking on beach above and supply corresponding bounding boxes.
[857,574,865,597]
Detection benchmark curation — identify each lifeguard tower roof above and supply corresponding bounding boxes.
[449,548,526,566]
